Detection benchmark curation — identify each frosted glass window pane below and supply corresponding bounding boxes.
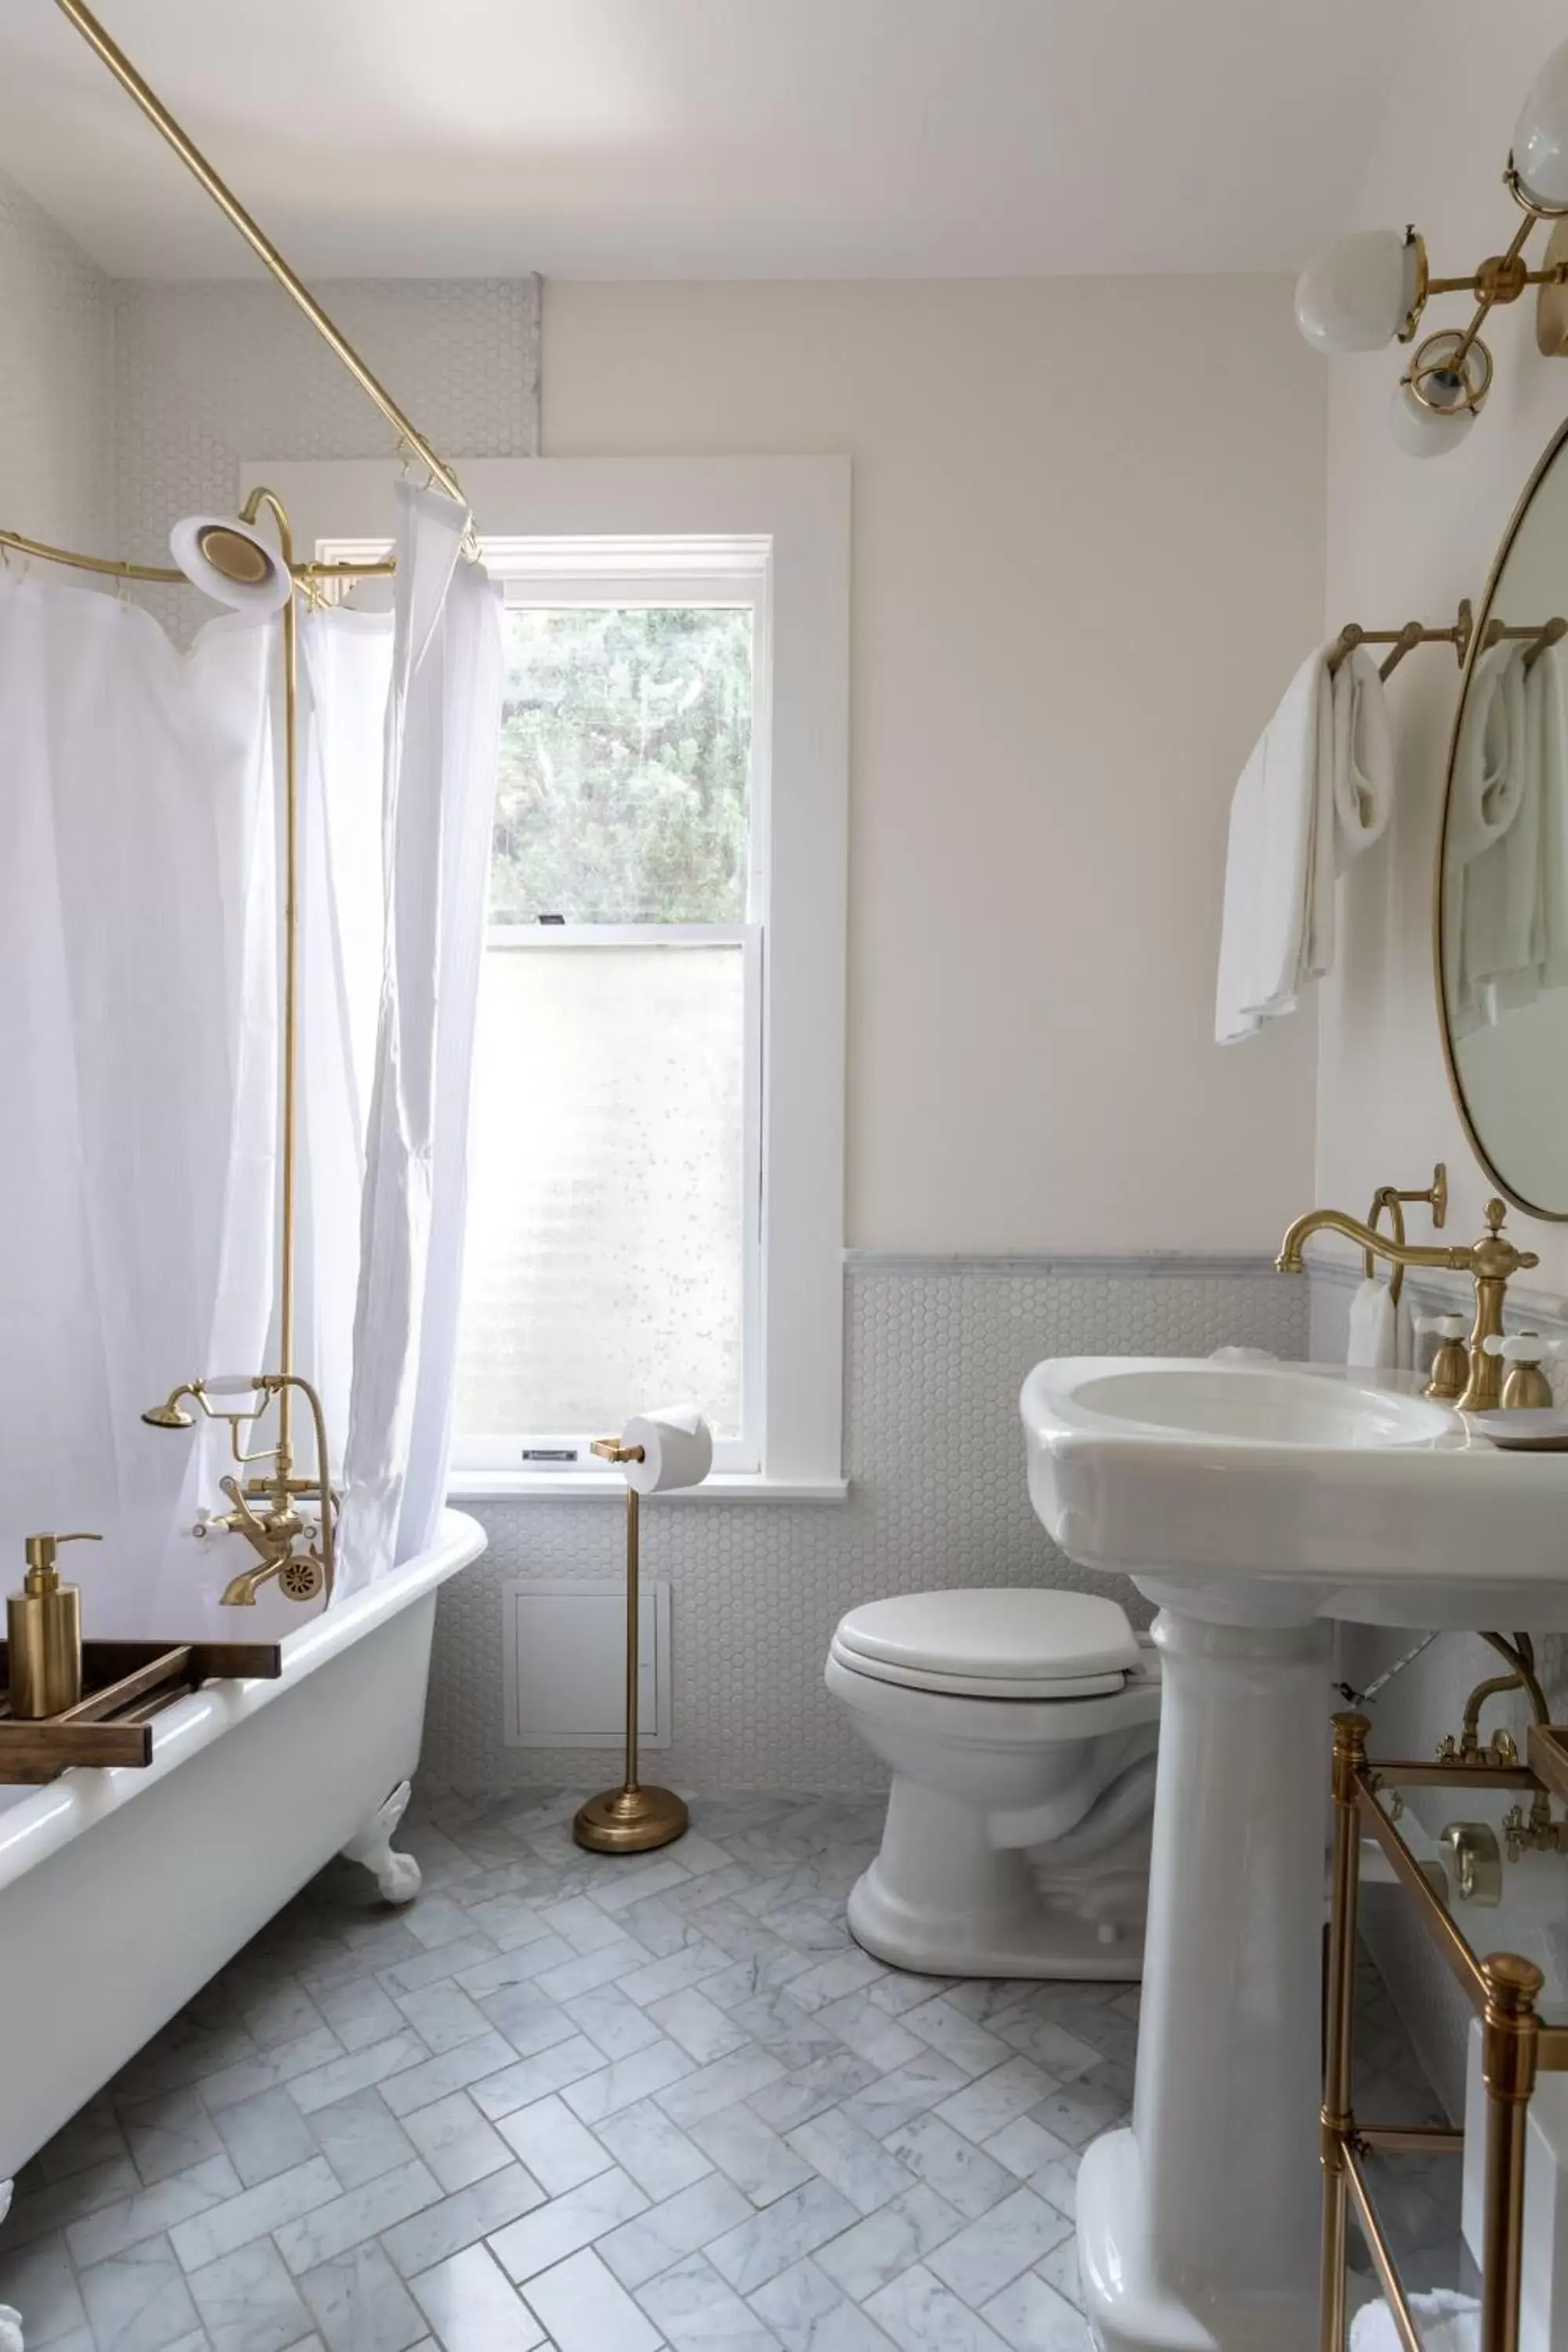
[492,606,753,924]
[456,944,746,1440]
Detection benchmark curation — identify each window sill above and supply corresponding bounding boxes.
[447,1470,849,1504]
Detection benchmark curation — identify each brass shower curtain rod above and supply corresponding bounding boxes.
[2,0,469,587]
[0,528,396,589]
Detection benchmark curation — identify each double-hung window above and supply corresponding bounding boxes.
[455,539,767,1473]
[270,453,849,1497]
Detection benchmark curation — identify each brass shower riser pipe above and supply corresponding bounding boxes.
[240,487,301,1454]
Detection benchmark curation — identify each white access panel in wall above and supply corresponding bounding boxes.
[503,1580,672,1749]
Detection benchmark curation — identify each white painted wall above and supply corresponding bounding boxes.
[1319,2,1568,1277]
[542,275,1326,1253]
[0,165,111,555]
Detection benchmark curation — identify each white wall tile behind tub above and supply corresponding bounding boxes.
[111,274,540,640]
[0,165,113,557]
[423,1257,1308,1795]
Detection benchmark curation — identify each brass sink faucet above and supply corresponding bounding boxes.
[1276,1196,1539,1414]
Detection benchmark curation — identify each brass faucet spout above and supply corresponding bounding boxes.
[1275,1207,1463,1279]
[220,1566,270,1607]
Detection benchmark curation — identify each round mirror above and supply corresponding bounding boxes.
[1437,417,1568,1219]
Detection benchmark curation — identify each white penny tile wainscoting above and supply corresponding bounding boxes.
[429,1257,1308,1795]
[0,1787,1447,2352]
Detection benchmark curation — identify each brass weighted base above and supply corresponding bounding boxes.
[573,1784,688,1854]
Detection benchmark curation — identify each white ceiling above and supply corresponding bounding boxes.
[0,0,1412,282]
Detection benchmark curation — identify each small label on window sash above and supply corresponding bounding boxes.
[521,1446,579,1464]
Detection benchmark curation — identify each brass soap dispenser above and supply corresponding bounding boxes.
[9,1534,100,1719]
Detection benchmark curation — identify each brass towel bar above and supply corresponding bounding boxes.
[1327,599,1474,680]
[1327,598,1568,681]
[1362,1163,1448,1308]
[1483,612,1568,672]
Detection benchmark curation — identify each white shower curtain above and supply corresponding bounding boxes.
[321,484,503,1590]
[0,572,276,1628]
[0,483,502,1624]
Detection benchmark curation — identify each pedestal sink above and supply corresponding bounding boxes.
[1021,1356,1568,2352]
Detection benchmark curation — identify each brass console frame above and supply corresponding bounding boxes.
[1321,1712,1568,2351]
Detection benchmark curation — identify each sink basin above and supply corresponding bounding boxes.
[1018,1353,1568,2352]
[1057,1359,1453,1445]
[1023,1355,1568,1625]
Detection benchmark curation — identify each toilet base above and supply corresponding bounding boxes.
[825,1639,1159,1984]
[846,1848,1145,1981]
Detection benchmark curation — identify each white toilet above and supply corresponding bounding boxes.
[826,1587,1162,1980]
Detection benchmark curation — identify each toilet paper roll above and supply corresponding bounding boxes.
[620,1404,713,1494]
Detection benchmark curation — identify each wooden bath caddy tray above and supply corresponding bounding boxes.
[0,1640,283,1784]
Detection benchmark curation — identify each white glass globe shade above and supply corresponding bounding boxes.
[1295,229,1417,353]
[1513,38,1568,212]
[1388,375,1475,459]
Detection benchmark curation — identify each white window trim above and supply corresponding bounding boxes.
[241,456,851,1503]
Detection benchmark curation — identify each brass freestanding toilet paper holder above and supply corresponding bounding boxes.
[572,1436,689,1855]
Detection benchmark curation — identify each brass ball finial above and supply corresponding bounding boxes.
[1486,1197,1506,1232]
[1482,1951,1545,2013]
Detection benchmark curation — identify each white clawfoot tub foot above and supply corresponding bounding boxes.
[0,2180,23,2350]
[339,1780,422,1905]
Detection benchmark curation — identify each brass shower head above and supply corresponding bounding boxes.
[141,1386,197,1429]
[197,524,274,587]
[167,514,290,613]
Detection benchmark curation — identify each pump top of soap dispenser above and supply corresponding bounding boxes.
[23,1533,99,1589]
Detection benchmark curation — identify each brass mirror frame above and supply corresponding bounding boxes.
[1433,405,1568,1221]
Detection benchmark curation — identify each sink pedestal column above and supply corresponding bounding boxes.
[1077,1601,1330,2352]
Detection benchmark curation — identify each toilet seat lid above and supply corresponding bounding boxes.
[833,1588,1139,1693]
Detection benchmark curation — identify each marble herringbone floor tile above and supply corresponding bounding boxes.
[0,1784,1450,2352]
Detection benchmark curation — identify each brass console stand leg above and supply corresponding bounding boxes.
[1479,1955,1542,2352]
[1321,1713,1368,2352]
[1319,1715,1544,2352]
[573,1461,688,1856]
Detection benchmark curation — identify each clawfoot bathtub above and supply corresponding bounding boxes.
[0,1506,485,2310]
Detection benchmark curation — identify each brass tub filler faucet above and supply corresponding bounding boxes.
[1276,1186,1539,1414]
[141,1372,337,1607]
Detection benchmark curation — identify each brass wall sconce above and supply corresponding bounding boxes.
[1295,35,1568,455]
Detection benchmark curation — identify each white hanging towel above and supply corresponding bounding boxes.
[1535,640,1568,995]
[1345,1277,1398,1370]
[1349,2287,1479,2352]
[1444,641,1531,1036]
[1215,644,1393,1044]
